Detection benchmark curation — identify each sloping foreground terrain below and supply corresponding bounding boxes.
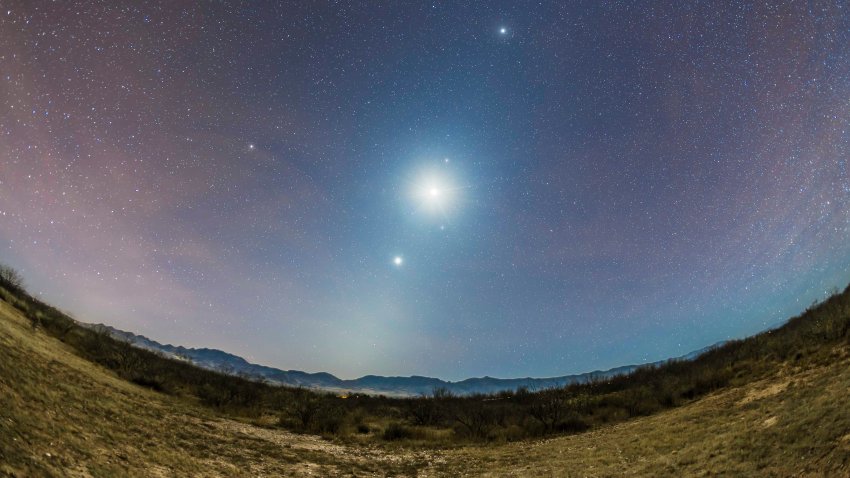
[0,300,439,477]
[2,294,850,476]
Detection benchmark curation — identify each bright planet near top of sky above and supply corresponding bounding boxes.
[1,2,849,381]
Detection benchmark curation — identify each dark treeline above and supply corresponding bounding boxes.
[1,266,849,443]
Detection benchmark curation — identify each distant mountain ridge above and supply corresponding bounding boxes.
[84,323,724,397]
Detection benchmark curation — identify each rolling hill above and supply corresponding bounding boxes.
[85,322,724,397]
[2,277,850,476]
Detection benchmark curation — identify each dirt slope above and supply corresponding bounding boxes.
[0,301,435,477]
[427,351,850,477]
[2,298,849,477]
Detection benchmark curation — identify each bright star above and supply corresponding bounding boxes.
[248,143,255,150]
[499,27,507,35]
[393,256,403,266]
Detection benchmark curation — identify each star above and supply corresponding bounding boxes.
[248,143,255,150]
[499,27,507,35]
[393,256,403,266]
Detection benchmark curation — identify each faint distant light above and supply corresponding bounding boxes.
[499,27,507,34]
[248,143,255,150]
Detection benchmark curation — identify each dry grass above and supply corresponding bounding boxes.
[427,348,850,477]
[0,301,435,477]
[2,298,849,476]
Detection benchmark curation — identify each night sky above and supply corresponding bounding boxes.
[2,2,850,381]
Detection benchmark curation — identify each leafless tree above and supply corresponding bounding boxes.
[0,264,24,291]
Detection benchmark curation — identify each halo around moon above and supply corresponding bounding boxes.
[411,169,458,216]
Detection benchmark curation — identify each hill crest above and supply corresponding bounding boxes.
[85,322,723,397]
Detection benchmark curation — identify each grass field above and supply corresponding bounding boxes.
[426,348,850,477]
[0,300,439,477]
[2,291,850,476]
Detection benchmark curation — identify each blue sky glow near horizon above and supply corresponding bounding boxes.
[1,1,850,381]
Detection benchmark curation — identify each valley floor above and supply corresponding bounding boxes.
[2,299,849,477]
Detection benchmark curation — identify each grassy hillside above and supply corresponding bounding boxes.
[1,271,850,476]
[429,350,850,476]
[0,298,438,477]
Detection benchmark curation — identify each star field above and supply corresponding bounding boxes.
[1,1,849,380]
